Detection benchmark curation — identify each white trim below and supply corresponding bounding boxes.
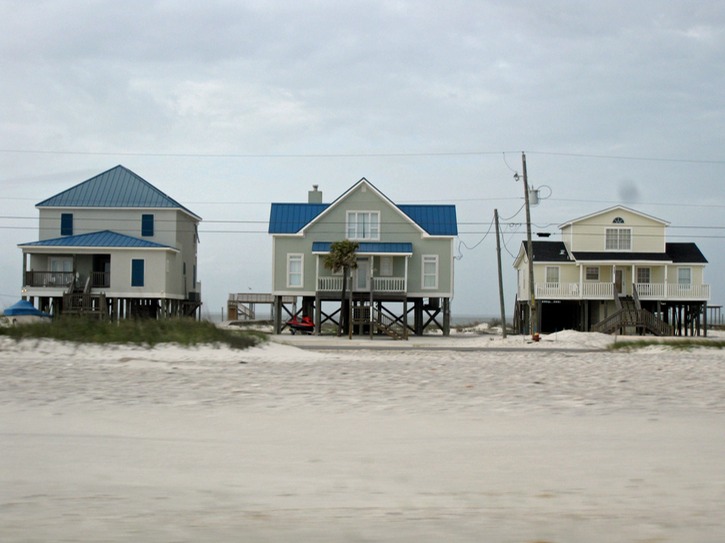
[287,253,304,288]
[677,266,692,285]
[604,227,632,251]
[20,246,177,254]
[558,205,669,229]
[297,178,431,238]
[422,254,439,290]
[585,266,599,281]
[545,266,560,284]
[345,210,381,240]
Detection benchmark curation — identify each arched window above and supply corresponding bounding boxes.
[613,217,624,224]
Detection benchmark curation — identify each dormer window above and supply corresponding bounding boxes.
[613,217,625,224]
[346,211,380,240]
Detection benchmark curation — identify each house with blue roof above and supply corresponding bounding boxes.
[18,165,202,318]
[268,178,458,336]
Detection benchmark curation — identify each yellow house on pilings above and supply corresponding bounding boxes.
[514,206,709,336]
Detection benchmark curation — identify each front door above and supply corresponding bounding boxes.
[614,270,624,296]
[354,258,370,292]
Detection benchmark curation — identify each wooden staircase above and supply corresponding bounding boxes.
[591,286,673,336]
[352,304,406,340]
[63,276,106,318]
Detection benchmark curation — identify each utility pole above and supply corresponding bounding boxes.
[522,152,537,337]
[494,209,507,338]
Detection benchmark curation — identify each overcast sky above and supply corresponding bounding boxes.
[1,0,723,319]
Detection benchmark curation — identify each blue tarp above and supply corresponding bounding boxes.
[3,300,51,317]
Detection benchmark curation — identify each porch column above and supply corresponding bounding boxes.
[664,266,669,298]
[404,256,409,292]
[21,251,27,290]
[578,265,583,299]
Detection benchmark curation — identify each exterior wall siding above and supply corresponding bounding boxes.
[563,209,666,253]
[271,183,455,296]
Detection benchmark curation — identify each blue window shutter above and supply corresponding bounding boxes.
[141,214,154,237]
[131,259,145,287]
[61,213,73,236]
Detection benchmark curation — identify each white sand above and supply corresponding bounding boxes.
[1,331,724,542]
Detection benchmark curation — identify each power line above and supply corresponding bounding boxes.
[1,147,723,164]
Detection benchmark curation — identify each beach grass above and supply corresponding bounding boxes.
[0,317,263,349]
[608,338,725,351]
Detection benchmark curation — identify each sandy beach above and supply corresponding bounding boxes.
[1,330,724,542]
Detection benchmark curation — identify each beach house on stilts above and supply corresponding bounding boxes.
[18,165,202,319]
[269,178,458,337]
[513,206,710,336]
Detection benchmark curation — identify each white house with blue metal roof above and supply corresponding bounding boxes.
[18,165,201,319]
[268,178,458,336]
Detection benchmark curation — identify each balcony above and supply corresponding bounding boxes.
[523,281,710,302]
[318,276,406,293]
[24,271,75,288]
[24,271,110,290]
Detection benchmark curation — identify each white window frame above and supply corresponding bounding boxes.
[545,266,560,284]
[585,266,599,281]
[287,254,303,288]
[637,267,651,284]
[677,267,691,286]
[422,255,438,290]
[346,211,380,241]
[605,228,632,251]
[380,256,393,277]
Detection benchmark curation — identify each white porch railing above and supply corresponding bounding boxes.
[634,282,665,299]
[523,281,710,301]
[318,276,345,292]
[318,276,406,293]
[666,283,710,300]
[582,282,614,299]
[372,277,406,292]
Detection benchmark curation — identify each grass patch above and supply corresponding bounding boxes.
[608,339,725,351]
[0,317,263,350]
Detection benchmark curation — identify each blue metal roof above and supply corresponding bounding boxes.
[398,205,458,236]
[269,203,329,233]
[269,203,457,236]
[36,165,200,219]
[312,241,413,254]
[19,230,176,250]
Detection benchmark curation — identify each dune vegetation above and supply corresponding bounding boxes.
[0,317,263,350]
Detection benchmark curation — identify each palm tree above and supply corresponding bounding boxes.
[323,240,359,336]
